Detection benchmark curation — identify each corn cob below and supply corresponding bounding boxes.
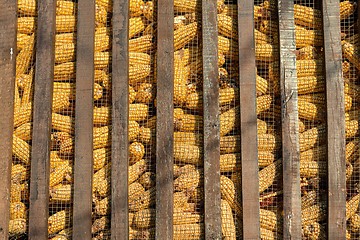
[53,82,103,101]
[295,27,323,48]
[255,29,274,44]
[220,175,241,215]
[52,93,72,113]
[129,64,152,85]
[92,217,109,234]
[217,14,237,39]
[175,113,203,132]
[259,160,281,193]
[11,164,28,183]
[260,228,276,240]
[173,191,192,209]
[16,34,35,76]
[300,161,326,178]
[13,134,31,165]
[350,214,360,233]
[17,33,32,51]
[301,202,327,226]
[129,159,147,184]
[10,184,23,203]
[129,35,154,53]
[52,113,74,134]
[174,0,224,13]
[297,76,325,95]
[294,4,322,29]
[50,184,71,202]
[55,43,75,64]
[96,0,112,11]
[270,60,323,80]
[94,51,111,69]
[48,210,68,235]
[298,99,326,121]
[129,52,152,66]
[174,164,196,178]
[259,19,278,36]
[256,44,279,62]
[300,145,326,162]
[299,119,306,133]
[142,1,154,21]
[174,59,188,105]
[259,208,278,231]
[143,22,155,35]
[94,178,110,197]
[56,15,77,33]
[299,124,326,152]
[10,202,26,220]
[56,1,77,16]
[303,222,323,240]
[173,224,204,239]
[50,235,68,240]
[128,142,145,164]
[174,167,202,191]
[174,22,199,51]
[340,1,356,20]
[129,182,145,203]
[296,46,318,60]
[219,153,240,172]
[344,80,360,101]
[135,83,155,103]
[174,143,202,165]
[346,194,360,220]
[50,161,71,187]
[95,4,107,27]
[9,219,27,236]
[54,62,76,80]
[342,41,360,70]
[221,199,236,238]
[346,139,359,163]
[257,95,272,115]
[129,17,146,38]
[17,0,36,16]
[301,190,318,209]
[94,197,110,216]
[258,151,276,167]
[138,172,155,189]
[14,122,32,141]
[129,187,156,212]
[17,17,36,34]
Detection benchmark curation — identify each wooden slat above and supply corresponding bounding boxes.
[277,0,301,238]
[72,0,95,239]
[156,0,174,238]
[322,0,346,238]
[28,0,56,238]
[237,1,260,238]
[111,0,129,238]
[0,1,17,238]
[202,0,221,238]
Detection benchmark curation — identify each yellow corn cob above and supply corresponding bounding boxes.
[344,80,360,100]
[270,60,323,81]
[301,202,327,225]
[259,19,278,36]
[260,209,278,231]
[346,139,359,163]
[259,160,281,193]
[10,184,22,203]
[129,142,145,164]
[55,43,75,64]
[255,29,274,44]
[17,33,32,51]
[143,22,155,35]
[129,187,156,212]
[173,0,224,13]
[129,159,148,184]
[220,175,241,215]
[350,214,360,233]
[295,27,323,48]
[91,148,108,171]
[174,164,196,178]
[299,119,306,133]
[92,217,109,234]
[14,122,32,141]
[296,46,318,60]
[298,99,326,121]
[257,95,272,115]
[94,178,110,197]
[10,202,26,220]
[174,60,190,105]
[174,22,199,51]
[294,4,322,29]
[53,82,103,101]
[258,151,276,167]
[129,64,152,85]
[17,17,36,34]
[173,224,204,239]
[55,32,76,46]
[340,1,356,20]
[342,41,360,70]
[56,0,76,15]
[54,62,75,80]
[301,190,318,209]
[52,93,72,113]
[297,76,325,95]
[299,94,352,111]
[219,153,240,172]
[56,15,77,33]
[96,0,112,11]
[221,199,236,238]
[94,197,110,216]
[300,161,326,178]
[9,219,27,236]
[217,35,238,59]
[95,4,108,27]
[20,70,34,106]
[130,52,152,66]
[138,172,155,189]
[129,182,145,203]
[174,132,202,145]
[174,143,202,165]
[129,35,154,53]
[135,83,155,103]
[50,184,71,202]
[346,194,360,221]
[300,145,326,162]
[52,113,74,134]
[48,210,68,235]
[303,222,323,239]
[174,168,202,191]
[173,191,192,209]
[175,113,203,132]
[16,72,32,90]
[13,134,31,165]
[256,44,279,62]
[299,124,326,152]
[11,164,28,183]
[217,14,237,39]
[142,1,154,21]
[50,161,71,187]
[129,17,146,38]
[16,34,35,76]
[260,228,276,240]
[94,51,111,69]
[17,0,36,16]
[50,235,68,240]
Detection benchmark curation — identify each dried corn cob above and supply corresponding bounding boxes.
[129,142,145,164]
[135,83,155,103]
[350,214,360,233]
[129,182,145,203]
[129,64,152,85]
[129,187,156,212]
[142,1,154,21]
[221,199,236,238]
[54,62,75,80]
[52,113,74,134]
[130,0,144,17]
[10,202,26,220]
[92,217,109,234]
[14,122,32,141]
[259,160,281,193]
[50,184,71,202]
[297,76,325,95]
[174,164,196,178]
[94,197,110,216]
[50,161,71,187]
[94,178,110,197]
[260,208,278,231]
[55,43,75,64]
[174,59,189,105]
[346,194,360,221]
[11,164,28,183]
[17,0,36,16]
[298,99,326,121]
[301,190,318,209]
[340,1,356,20]
[294,4,322,29]
[17,33,32,51]
[174,168,202,191]
[56,1,76,15]
[220,175,241,215]
[129,35,154,53]
[174,22,199,51]
[173,224,204,239]
[95,4,108,27]
[129,17,146,38]
[16,34,34,77]
[174,143,202,165]
[9,219,27,236]
[52,93,72,113]
[48,210,68,235]
[300,145,326,162]
[138,172,155,189]
[295,26,323,48]
[174,0,224,13]
[260,227,276,240]
[303,222,323,240]
[56,15,77,33]
[13,134,31,165]
[299,124,326,152]
[301,202,326,226]
[256,44,279,62]
[342,41,360,70]
[217,14,237,39]
[129,159,148,184]
[270,60,323,80]
[255,29,273,44]
[130,52,152,66]
[300,161,326,178]
[257,95,272,115]
[53,82,103,101]
[296,46,318,60]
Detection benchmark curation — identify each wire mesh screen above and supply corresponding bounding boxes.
[254,0,282,239]
[10,0,38,238]
[341,0,360,238]
[293,0,328,238]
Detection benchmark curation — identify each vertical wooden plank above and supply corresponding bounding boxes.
[237,0,260,239]
[72,0,95,239]
[111,0,129,238]
[322,0,346,239]
[202,0,222,239]
[156,0,174,238]
[0,1,17,238]
[28,0,56,238]
[277,0,302,238]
